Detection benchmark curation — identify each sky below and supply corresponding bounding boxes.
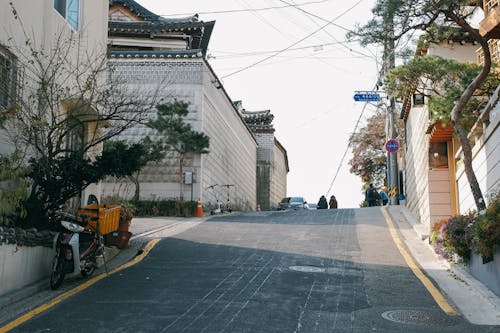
[136,0,380,208]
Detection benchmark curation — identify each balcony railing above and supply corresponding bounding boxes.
[485,0,499,13]
[476,39,500,65]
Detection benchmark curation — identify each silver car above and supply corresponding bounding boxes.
[278,197,307,210]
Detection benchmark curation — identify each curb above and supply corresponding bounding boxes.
[386,206,500,324]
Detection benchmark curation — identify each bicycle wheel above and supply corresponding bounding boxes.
[50,251,66,290]
[81,260,96,277]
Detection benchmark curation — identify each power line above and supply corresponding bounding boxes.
[210,40,362,58]
[154,0,330,17]
[325,96,373,197]
[221,0,366,79]
[277,0,376,60]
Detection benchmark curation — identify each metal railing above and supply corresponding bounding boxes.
[476,39,500,64]
[484,0,499,13]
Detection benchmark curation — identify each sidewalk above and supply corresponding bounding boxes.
[386,205,500,326]
[0,216,205,314]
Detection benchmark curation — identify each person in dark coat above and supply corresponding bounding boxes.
[317,195,328,209]
[365,183,380,207]
[329,195,338,209]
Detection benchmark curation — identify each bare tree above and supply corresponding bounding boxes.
[0,5,159,227]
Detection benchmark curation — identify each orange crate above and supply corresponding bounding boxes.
[77,204,120,234]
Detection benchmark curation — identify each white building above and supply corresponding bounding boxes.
[103,0,259,211]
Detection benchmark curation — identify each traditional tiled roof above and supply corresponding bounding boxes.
[109,0,199,23]
[241,110,275,132]
[108,0,215,55]
[108,50,204,59]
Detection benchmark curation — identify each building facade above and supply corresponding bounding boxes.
[401,34,480,236]
[237,103,289,210]
[102,0,258,211]
[0,0,109,206]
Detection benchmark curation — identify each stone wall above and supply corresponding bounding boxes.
[405,105,431,235]
[457,104,500,213]
[102,59,257,211]
[270,142,288,209]
[201,69,257,211]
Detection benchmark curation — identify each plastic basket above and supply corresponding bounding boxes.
[77,204,120,234]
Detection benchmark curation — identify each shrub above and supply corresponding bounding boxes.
[443,212,477,263]
[130,199,196,217]
[472,193,500,259]
[430,218,452,260]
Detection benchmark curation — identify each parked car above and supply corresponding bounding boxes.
[278,197,307,210]
[307,203,317,210]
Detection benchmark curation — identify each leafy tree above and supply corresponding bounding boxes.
[385,55,500,131]
[349,112,387,188]
[351,0,494,212]
[1,5,158,228]
[148,101,210,200]
[102,137,166,201]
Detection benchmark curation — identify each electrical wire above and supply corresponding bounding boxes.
[153,0,330,17]
[277,0,376,60]
[210,40,362,58]
[325,96,373,198]
[221,0,366,79]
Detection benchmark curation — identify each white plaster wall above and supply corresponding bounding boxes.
[405,105,431,234]
[270,144,288,209]
[0,245,52,296]
[457,104,500,213]
[201,68,257,211]
[101,60,257,210]
[101,59,205,201]
[427,42,478,62]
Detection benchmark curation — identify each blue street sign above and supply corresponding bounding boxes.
[353,93,381,102]
[385,139,400,153]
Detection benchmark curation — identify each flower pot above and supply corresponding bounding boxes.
[118,218,131,232]
[105,231,132,249]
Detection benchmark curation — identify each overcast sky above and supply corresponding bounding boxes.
[137,0,380,208]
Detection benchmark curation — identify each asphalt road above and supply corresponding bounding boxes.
[5,208,500,332]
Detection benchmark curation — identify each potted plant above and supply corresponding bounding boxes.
[119,201,135,232]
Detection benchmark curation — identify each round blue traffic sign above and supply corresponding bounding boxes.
[385,139,400,153]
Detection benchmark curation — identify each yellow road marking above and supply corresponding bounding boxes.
[380,207,458,316]
[0,238,161,333]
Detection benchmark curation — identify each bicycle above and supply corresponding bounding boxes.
[220,184,234,213]
[206,184,223,215]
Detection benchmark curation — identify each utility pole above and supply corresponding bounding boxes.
[384,10,399,205]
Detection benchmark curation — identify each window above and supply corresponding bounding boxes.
[429,142,448,168]
[0,49,16,109]
[54,0,79,30]
[66,116,85,155]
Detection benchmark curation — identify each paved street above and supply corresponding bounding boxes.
[4,208,500,332]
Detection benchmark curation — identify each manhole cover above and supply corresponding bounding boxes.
[289,266,325,273]
[381,310,457,327]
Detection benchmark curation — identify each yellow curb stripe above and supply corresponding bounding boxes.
[0,238,161,333]
[380,207,458,316]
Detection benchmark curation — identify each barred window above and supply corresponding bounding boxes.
[54,0,79,31]
[0,49,16,109]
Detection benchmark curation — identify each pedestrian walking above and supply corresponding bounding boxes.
[365,184,380,207]
[329,195,338,209]
[379,187,389,206]
[317,195,328,209]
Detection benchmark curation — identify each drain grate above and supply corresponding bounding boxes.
[382,310,458,327]
[289,266,325,273]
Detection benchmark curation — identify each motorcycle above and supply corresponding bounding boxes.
[49,210,106,290]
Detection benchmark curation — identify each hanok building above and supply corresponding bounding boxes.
[400,31,480,237]
[103,0,259,211]
[237,102,289,210]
